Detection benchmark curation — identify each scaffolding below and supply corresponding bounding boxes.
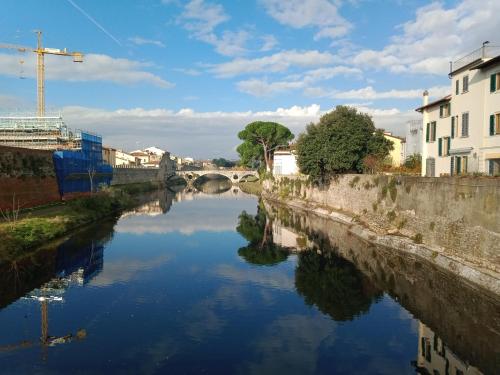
[0,113,81,150]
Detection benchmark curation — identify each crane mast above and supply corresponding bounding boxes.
[0,30,83,116]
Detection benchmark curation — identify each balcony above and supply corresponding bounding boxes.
[451,45,500,74]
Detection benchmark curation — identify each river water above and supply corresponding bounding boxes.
[0,185,499,374]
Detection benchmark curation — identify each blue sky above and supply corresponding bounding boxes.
[0,0,498,157]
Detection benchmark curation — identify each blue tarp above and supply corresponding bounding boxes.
[53,132,112,196]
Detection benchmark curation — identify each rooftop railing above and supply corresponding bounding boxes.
[451,45,500,73]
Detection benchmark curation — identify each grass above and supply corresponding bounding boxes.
[0,186,139,259]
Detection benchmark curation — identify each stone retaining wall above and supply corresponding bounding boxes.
[0,146,60,210]
[111,167,160,186]
[264,174,500,270]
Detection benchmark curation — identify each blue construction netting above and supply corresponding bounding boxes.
[53,132,113,196]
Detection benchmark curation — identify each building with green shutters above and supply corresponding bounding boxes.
[416,44,500,176]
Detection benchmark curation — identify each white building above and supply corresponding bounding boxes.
[273,150,299,176]
[417,45,500,176]
[130,150,150,165]
[115,150,138,166]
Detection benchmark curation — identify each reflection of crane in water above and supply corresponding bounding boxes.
[0,274,87,359]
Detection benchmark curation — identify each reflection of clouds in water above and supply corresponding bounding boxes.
[242,314,335,375]
[215,264,294,292]
[185,285,249,342]
[90,254,172,287]
[116,195,257,235]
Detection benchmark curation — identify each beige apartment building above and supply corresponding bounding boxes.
[417,45,500,176]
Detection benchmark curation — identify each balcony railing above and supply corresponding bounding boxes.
[451,45,500,73]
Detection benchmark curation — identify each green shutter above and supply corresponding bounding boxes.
[491,114,495,136]
[450,157,454,176]
[438,138,442,156]
[447,138,451,156]
[491,74,497,92]
[426,123,430,142]
[456,157,461,175]
[439,105,443,118]
[451,117,455,138]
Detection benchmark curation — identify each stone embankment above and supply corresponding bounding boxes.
[263,174,500,293]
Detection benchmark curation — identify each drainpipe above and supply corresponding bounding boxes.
[421,90,429,177]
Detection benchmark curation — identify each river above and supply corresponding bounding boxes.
[0,184,499,375]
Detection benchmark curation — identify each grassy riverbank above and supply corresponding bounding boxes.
[0,182,159,259]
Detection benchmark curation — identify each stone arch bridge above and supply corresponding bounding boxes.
[172,170,259,185]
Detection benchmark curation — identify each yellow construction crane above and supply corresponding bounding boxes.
[0,30,83,117]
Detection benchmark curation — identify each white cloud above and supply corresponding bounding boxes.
[0,94,31,109]
[260,0,352,40]
[260,35,278,52]
[315,85,450,100]
[210,50,338,78]
[314,25,351,41]
[173,67,202,76]
[352,0,500,75]
[178,0,250,57]
[237,78,305,96]
[128,36,165,48]
[236,66,362,96]
[60,103,413,158]
[0,52,174,88]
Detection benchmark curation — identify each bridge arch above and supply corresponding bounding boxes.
[174,170,259,186]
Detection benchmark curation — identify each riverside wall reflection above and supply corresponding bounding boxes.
[0,219,116,310]
[252,199,500,375]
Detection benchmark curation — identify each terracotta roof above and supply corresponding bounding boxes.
[415,95,451,113]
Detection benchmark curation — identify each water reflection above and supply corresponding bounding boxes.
[0,220,114,358]
[236,202,290,266]
[0,187,498,374]
[263,199,500,375]
[414,322,483,375]
[295,251,382,321]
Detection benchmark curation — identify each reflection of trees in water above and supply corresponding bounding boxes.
[236,202,289,266]
[295,250,382,321]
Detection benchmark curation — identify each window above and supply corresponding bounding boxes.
[461,113,469,137]
[426,122,437,142]
[455,80,459,95]
[439,137,451,157]
[443,137,450,156]
[451,115,459,138]
[490,113,500,136]
[451,156,468,175]
[491,73,500,92]
[439,103,450,118]
[462,75,469,92]
[489,159,500,176]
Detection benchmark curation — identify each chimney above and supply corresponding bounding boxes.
[423,90,429,106]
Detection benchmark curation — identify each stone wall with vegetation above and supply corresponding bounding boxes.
[111,167,161,186]
[263,174,500,270]
[0,146,60,210]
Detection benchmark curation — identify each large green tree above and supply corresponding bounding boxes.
[296,106,393,180]
[237,121,294,171]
